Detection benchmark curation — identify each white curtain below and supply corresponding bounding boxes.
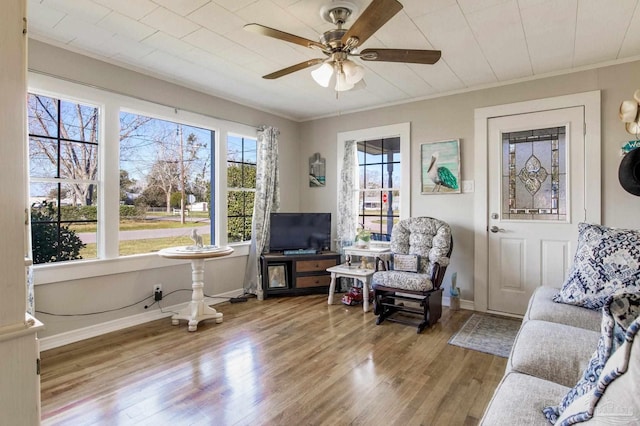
[243,125,280,299]
[337,140,358,249]
[336,140,358,291]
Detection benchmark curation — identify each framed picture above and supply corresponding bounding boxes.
[421,139,461,194]
[309,152,326,187]
[267,264,288,289]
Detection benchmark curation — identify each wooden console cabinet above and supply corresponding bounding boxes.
[260,252,341,297]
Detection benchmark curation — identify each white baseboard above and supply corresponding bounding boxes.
[442,295,475,311]
[39,288,243,352]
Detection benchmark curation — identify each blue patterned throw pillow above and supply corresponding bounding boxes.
[553,223,640,310]
[543,291,640,425]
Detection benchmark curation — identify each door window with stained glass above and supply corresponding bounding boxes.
[501,126,566,221]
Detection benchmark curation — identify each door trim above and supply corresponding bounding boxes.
[473,91,601,313]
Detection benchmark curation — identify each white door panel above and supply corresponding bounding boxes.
[541,240,572,286]
[488,107,584,315]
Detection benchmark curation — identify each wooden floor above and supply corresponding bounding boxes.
[40,295,506,426]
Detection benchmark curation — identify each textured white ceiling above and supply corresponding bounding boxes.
[27,0,640,121]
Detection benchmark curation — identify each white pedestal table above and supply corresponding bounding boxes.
[158,245,234,332]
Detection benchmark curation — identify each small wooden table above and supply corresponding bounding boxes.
[158,245,233,331]
[327,264,376,313]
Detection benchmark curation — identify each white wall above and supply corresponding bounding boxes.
[300,61,640,302]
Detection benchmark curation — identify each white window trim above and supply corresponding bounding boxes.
[336,122,411,221]
[226,133,258,244]
[28,73,254,285]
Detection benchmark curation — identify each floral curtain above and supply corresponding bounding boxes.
[243,125,280,299]
[337,140,358,249]
[337,141,358,291]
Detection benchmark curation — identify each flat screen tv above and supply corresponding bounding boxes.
[269,213,331,252]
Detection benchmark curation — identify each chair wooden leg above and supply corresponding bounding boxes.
[374,290,396,325]
[417,289,443,333]
[428,289,443,326]
[373,290,382,315]
[373,288,443,333]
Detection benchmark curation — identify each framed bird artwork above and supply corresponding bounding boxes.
[421,139,461,194]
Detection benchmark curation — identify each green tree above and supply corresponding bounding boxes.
[135,185,166,208]
[31,201,85,264]
[226,163,256,242]
[170,192,183,209]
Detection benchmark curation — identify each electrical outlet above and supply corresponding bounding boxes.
[153,284,163,301]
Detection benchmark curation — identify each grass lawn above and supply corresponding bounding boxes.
[71,219,210,233]
[80,233,213,258]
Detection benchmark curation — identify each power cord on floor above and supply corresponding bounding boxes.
[226,292,256,303]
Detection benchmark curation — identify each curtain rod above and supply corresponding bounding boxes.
[28,69,262,130]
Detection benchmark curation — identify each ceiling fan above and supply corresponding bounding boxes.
[244,0,441,91]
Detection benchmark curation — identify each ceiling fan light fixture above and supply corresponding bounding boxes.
[311,62,334,87]
[335,71,354,91]
[342,59,364,85]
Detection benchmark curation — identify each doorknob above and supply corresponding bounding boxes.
[490,226,505,233]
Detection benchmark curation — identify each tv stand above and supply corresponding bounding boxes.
[261,251,340,298]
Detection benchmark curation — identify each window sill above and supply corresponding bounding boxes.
[33,242,250,285]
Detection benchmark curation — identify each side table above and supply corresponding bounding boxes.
[343,245,391,259]
[326,264,376,313]
[158,245,234,331]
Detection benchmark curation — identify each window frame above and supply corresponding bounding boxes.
[336,123,411,238]
[28,73,252,285]
[356,138,401,237]
[117,109,216,256]
[226,133,257,243]
[28,93,102,263]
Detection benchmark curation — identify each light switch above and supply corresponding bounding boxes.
[462,180,474,193]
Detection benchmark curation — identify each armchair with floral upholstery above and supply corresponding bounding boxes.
[372,217,453,333]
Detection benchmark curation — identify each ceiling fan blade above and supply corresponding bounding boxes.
[360,48,441,64]
[244,23,326,51]
[341,0,403,47]
[263,59,325,79]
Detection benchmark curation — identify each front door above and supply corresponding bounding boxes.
[487,107,585,315]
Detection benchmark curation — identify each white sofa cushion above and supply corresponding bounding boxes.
[480,372,569,425]
[525,286,601,332]
[508,320,599,388]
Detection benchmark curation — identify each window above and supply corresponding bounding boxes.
[119,112,213,256]
[337,123,410,243]
[501,127,566,221]
[28,93,99,264]
[27,73,255,280]
[226,135,257,243]
[357,137,401,239]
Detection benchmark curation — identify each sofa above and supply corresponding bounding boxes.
[481,222,640,425]
[480,285,640,425]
